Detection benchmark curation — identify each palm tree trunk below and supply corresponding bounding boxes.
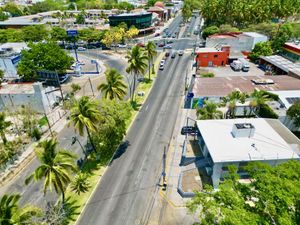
[131,73,136,103]
[86,126,96,152]
[61,190,65,205]
[148,59,151,81]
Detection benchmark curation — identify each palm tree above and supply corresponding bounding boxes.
[0,112,12,145]
[197,101,223,120]
[71,173,91,195]
[145,41,157,80]
[97,69,127,100]
[25,139,77,204]
[250,90,269,114]
[0,193,41,225]
[69,96,101,152]
[223,91,247,118]
[126,45,148,103]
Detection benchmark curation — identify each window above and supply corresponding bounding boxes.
[214,54,218,58]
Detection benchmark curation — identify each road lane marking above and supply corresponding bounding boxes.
[145,105,149,111]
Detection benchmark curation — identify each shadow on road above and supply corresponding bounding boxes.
[110,140,130,165]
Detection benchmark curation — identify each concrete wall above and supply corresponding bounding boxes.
[0,83,57,113]
[0,57,19,79]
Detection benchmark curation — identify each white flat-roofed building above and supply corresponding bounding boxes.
[0,82,58,113]
[196,118,300,188]
[0,42,28,79]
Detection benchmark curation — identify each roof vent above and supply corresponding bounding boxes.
[232,123,255,138]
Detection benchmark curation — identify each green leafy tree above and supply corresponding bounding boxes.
[271,23,293,52]
[0,69,4,86]
[71,173,91,195]
[249,41,273,62]
[70,83,81,96]
[75,11,86,24]
[50,27,67,41]
[92,100,131,160]
[2,3,23,17]
[223,91,247,118]
[0,112,12,145]
[69,96,101,152]
[21,25,49,42]
[98,69,127,100]
[197,101,223,120]
[0,11,8,21]
[0,194,42,225]
[188,160,300,225]
[17,42,73,81]
[219,24,239,33]
[25,139,77,204]
[126,45,148,102]
[202,26,220,39]
[145,41,157,80]
[287,101,300,128]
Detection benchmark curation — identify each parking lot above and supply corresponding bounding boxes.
[200,62,265,77]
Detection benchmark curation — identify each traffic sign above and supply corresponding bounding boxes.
[67,30,78,37]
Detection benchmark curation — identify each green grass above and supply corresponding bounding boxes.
[201,72,215,78]
[38,116,48,127]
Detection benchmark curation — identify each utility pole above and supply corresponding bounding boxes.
[88,77,95,97]
[45,113,54,137]
[162,146,167,190]
[55,71,64,102]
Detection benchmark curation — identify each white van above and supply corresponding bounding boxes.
[230,60,243,71]
[238,58,250,72]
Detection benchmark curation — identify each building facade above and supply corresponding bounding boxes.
[196,118,300,189]
[108,12,152,29]
[195,46,230,67]
[281,42,300,62]
[0,82,58,113]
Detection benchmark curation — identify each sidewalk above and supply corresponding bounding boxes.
[0,110,68,186]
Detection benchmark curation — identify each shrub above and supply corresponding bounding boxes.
[201,72,214,78]
[258,104,278,119]
[31,127,42,140]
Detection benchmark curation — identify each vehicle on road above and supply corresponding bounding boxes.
[178,50,184,56]
[171,51,176,58]
[172,34,177,38]
[166,40,173,44]
[167,33,172,38]
[165,52,170,57]
[118,44,127,48]
[181,126,197,135]
[158,43,165,47]
[230,60,243,71]
[77,47,86,51]
[162,34,167,38]
[154,33,160,37]
[159,59,165,70]
[163,45,172,49]
[238,58,250,72]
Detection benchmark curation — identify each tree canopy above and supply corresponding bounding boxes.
[287,101,300,128]
[198,0,300,27]
[249,41,273,62]
[188,160,300,225]
[17,42,73,81]
[202,26,220,39]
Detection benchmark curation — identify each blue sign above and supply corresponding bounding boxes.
[187,92,194,98]
[67,30,78,37]
[11,55,21,64]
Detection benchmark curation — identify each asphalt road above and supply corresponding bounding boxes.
[77,32,193,225]
[0,124,86,207]
[68,15,195,225]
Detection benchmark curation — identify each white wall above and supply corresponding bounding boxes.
[0,58,19,79]
[0,83,57,114]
